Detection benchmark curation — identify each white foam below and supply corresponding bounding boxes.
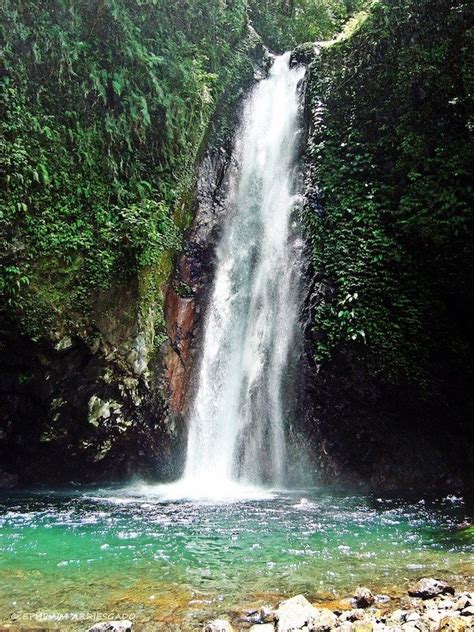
[83,480,277,504]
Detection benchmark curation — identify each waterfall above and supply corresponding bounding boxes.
[182,53,305,493]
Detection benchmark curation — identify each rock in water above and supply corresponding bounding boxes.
[274,594,337,631]
[204,620,234,632]
[408,578,455,599]
[87,622,133,632]
[354,587,375,608]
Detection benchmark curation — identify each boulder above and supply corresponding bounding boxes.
[274,595,337,632]
[204,620,234,632]
[455,595,473,611]
[311,608,338,631]
[439,599,455,610]
[353,624,374,632]
[260,605,275,623]
[354,587,375,609]
[243,605,274,625]
[87,622,133,632]
[460,606,474,617]
[338,625,355,632]
[406,612,420,623]
[341,609,366,622]
[275,595,318,631]
[424,609,442,624]
[437,615,467,631]
[408,579,454,600]
[250,625,275,632]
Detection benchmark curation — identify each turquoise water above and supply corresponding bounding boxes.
[0,486,472,630]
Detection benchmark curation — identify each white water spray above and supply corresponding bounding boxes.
[182,53,305,494]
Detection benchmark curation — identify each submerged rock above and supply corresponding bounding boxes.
[408,579,455,599]
[87,621,133,632]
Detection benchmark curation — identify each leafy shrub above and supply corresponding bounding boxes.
[304,0,474,394]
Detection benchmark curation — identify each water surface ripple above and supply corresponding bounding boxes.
[0,487,472,629]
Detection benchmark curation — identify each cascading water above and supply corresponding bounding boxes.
[182,53,306,493]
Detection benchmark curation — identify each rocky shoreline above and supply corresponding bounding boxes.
[86,578,474,632]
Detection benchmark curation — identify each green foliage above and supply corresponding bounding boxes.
[119,200,180,268]
[304,0,474,392]
[248,0,369,51]
[0,0,250,339]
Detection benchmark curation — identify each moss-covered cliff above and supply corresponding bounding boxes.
[300,0,474,493]
[0,0,353,485]
[0,0,472,491]
[0,0,260,484]
[1,0,257,345]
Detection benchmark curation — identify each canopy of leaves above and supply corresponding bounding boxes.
[248,0,369,52]
[0,0,251,337]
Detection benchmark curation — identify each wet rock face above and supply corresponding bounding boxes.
[297,332,469,494]
[164,143,235,419]
[163,39,270,424]
[0,469,18,489]
[0,319,179,486]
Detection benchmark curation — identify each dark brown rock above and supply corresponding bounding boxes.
[408,578,455,600]
[354,587,375,609]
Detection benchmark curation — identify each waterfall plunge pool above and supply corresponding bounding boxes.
[0,486,472,630]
